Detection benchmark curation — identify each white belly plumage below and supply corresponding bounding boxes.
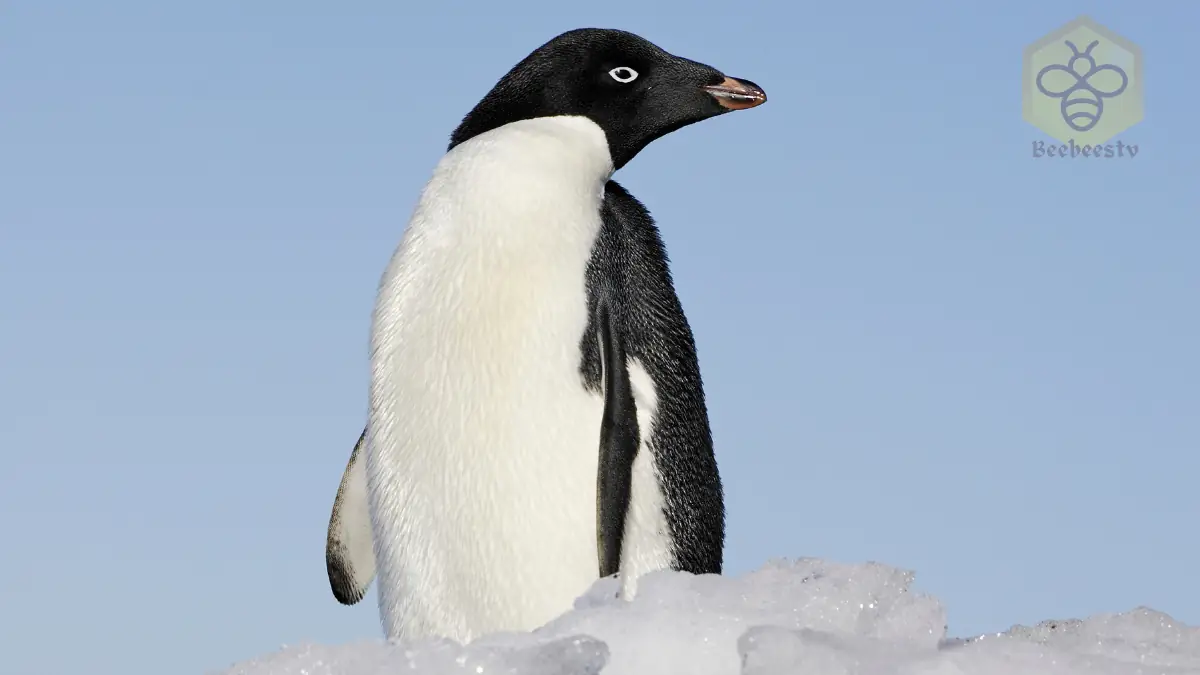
[366,116,621,642]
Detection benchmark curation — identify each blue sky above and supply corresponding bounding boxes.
[1,2,1197,674]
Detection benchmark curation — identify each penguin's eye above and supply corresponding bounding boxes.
[608,66,639,84]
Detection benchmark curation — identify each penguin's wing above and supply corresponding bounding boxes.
[596,299,640,578]
[325,428,377,604]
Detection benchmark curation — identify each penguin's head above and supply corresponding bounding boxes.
[448,28,766,170]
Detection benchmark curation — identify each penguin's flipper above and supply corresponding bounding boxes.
[595,300,640,578]
[326,427,377,605]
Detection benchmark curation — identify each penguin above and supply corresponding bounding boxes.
[324,27,766,642]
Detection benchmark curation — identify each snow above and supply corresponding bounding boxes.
[217,558,1200,675]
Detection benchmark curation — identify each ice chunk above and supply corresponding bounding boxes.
[941,607,1200,675]
[215,558,1200,675]
[218,635,608,675]
[527,557,946,675]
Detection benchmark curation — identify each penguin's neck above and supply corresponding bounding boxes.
[434,115,615,219]
[388,115,614,290]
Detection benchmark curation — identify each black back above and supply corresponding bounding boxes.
[580,180,724,576]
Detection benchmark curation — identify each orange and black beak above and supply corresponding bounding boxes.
[704,77,767,110]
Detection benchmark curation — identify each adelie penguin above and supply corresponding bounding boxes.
[324,27,766,642]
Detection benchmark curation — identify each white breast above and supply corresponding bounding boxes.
[366,116,615,642]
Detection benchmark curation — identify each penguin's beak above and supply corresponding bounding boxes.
[704,77,767,110]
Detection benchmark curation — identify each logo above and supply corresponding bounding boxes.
[1023,16,1143,158]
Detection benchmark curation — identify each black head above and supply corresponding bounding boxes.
[448,28,766,170]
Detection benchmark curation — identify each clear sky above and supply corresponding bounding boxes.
[1,2,1197,674]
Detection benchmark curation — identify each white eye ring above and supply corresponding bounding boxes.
[608,66,638,83]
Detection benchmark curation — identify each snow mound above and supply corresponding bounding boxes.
[217,558,1200,675]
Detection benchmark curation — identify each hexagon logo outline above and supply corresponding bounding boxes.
[1022,15,1144,145]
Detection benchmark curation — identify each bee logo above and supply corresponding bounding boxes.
[1035,39,1129,132]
